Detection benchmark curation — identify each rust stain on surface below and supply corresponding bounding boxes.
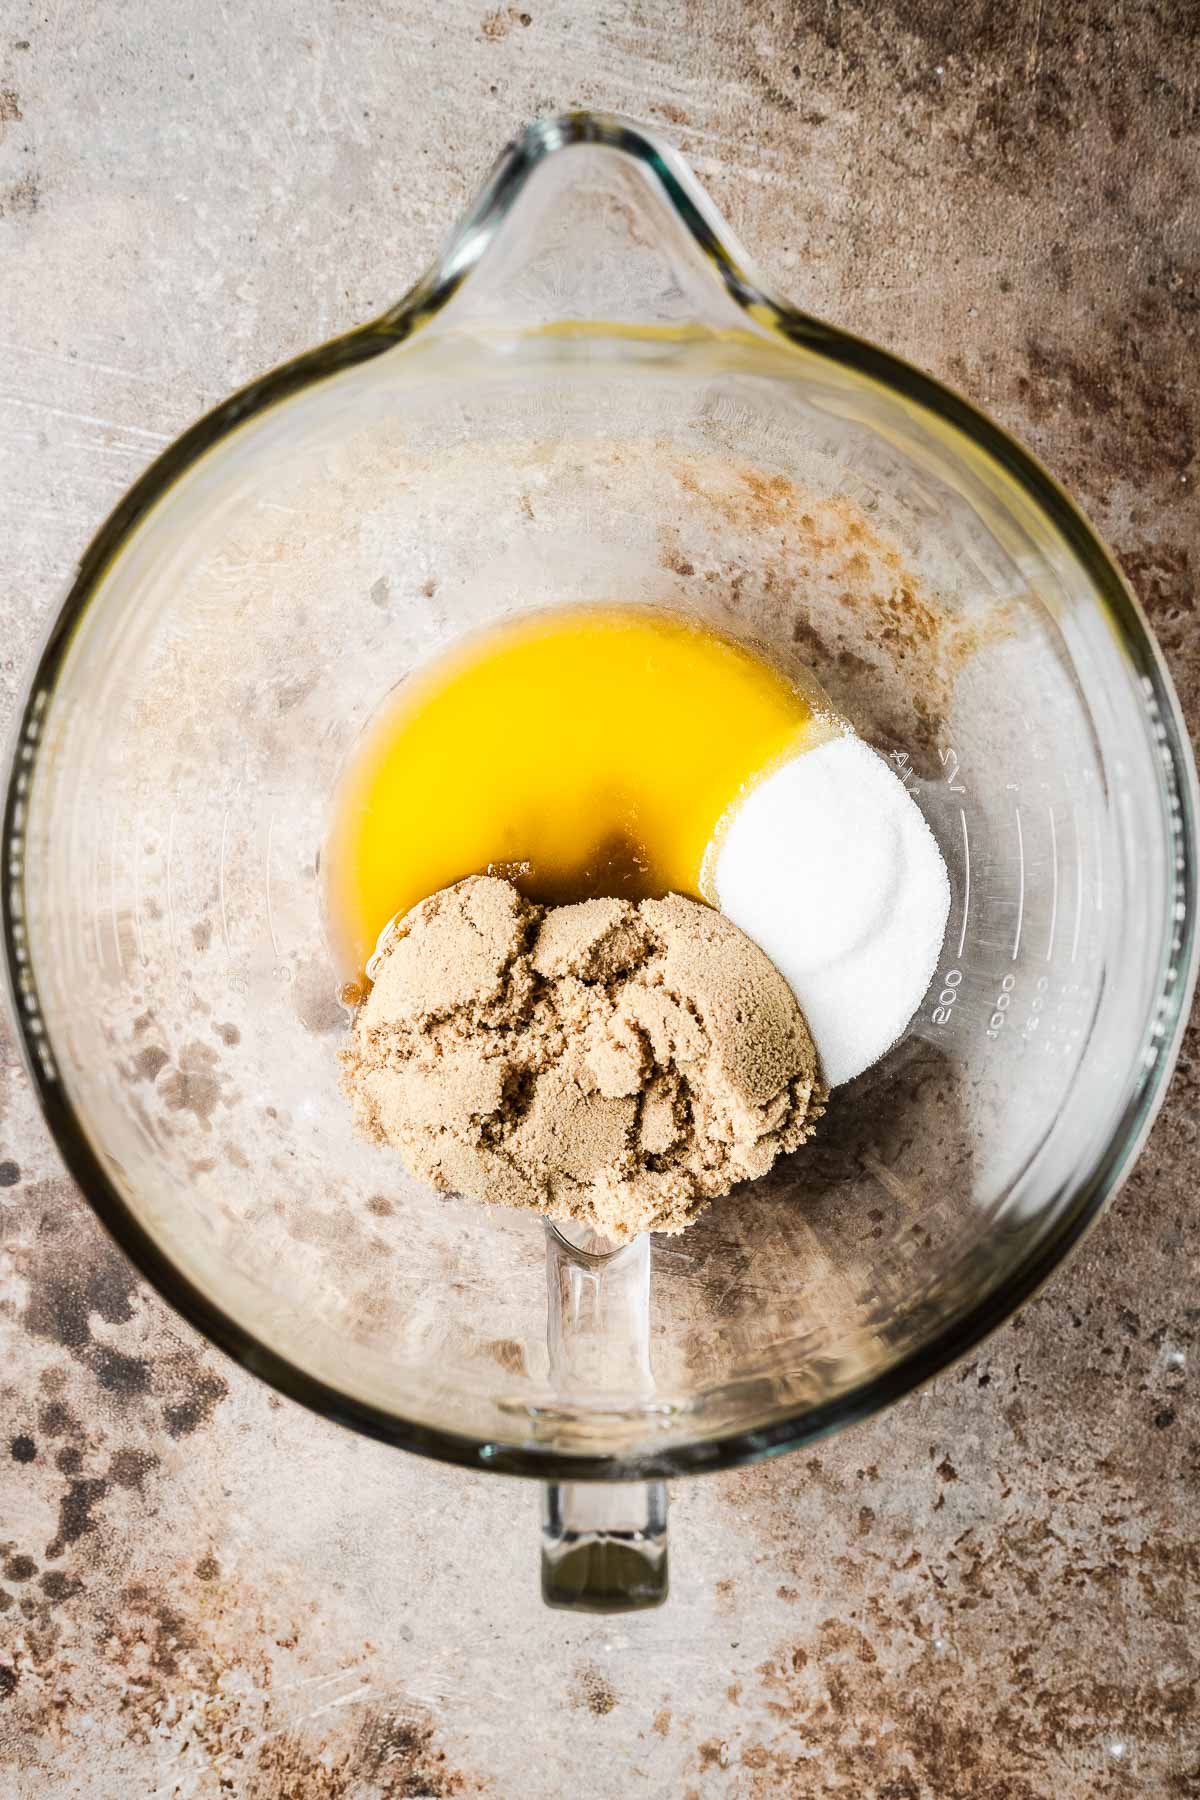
[663,459,1015,767]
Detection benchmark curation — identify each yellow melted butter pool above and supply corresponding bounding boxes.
[327,605,828,975]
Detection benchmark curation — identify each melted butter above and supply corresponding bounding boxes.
[327,605,823,974]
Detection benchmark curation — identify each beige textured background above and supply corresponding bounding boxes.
[1,3,1197,1795]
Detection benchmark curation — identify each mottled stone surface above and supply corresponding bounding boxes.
[1,3,1197,1796]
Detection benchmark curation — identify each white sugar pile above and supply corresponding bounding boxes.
[713,734,950,1087]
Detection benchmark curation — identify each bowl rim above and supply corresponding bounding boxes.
[4,110,1197,1482]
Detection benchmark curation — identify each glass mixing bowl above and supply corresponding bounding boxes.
[4,114,1196,1611]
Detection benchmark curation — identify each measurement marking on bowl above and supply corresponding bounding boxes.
[1046,804,1059,963]
[165,806,180,966]
[219,805,233,954]
[89,806,105,976]
[131,811,147,968]
[265,813,281,959]
[957,808,971,959]
[1012,806,1025,962]
[109,813,127,976]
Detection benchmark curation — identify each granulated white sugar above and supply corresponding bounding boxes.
[714,734,950,1087]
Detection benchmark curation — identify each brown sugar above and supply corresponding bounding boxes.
[341,876,825,1243]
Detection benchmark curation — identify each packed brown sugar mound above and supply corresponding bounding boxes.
[342,875,825,1242]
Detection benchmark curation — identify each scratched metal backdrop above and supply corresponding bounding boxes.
[1,2,1197,1795]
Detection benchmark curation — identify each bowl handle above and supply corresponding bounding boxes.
[541,1477,668,1613]
[540,1222,669,1611]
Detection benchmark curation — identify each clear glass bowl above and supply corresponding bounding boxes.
[4,115,1196,1607]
